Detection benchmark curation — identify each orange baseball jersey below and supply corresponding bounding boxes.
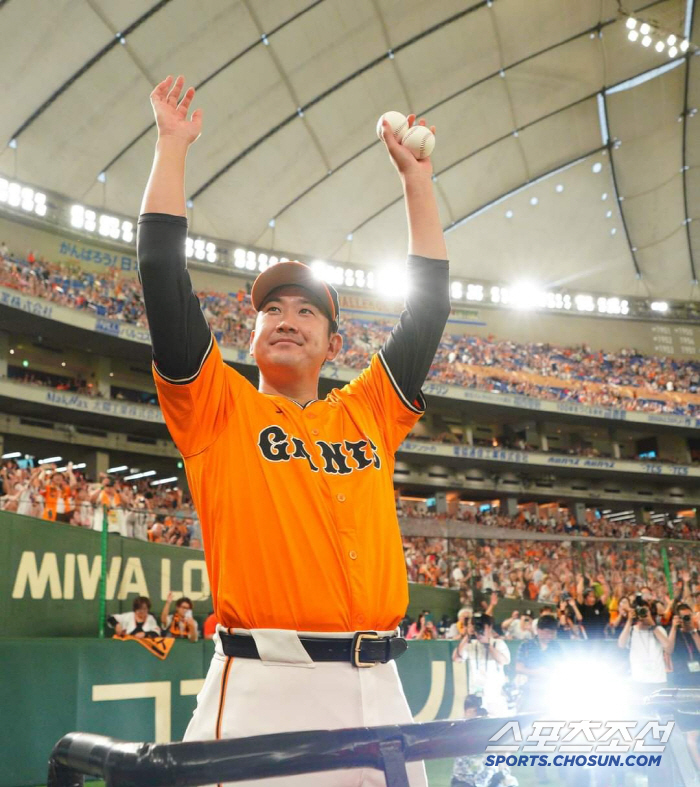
[154,338,423,633]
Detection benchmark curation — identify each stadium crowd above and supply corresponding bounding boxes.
[1,458,697,630]
[397,500,699,541]
[3,247,700,416]
[0,459,202,547]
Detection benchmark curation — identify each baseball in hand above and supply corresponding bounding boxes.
[401,125,435,160]
[376,111,409,142]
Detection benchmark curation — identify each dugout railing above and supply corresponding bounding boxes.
[47,690,700,787]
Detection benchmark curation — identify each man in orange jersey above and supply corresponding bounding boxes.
[137,75,449,787]
[40,463,77,523]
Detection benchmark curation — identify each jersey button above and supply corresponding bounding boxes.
[311,429,319,436]
[337,493,346,502]
[349,550,358,560]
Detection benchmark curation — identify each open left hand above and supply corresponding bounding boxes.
[380,114,436,179]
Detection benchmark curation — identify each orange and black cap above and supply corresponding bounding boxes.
[251,261,340,332]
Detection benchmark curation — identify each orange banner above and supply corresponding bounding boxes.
[457,363,700,407]
[114,634,175,660]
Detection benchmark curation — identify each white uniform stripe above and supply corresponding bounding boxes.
[153,333,214,384]
[377,350,425,414]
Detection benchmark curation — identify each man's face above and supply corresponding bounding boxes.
[538,626,556,644]
[177,602,192,617]
[134,605,149,623]
[52,473,64,487]
[250,286,341,379]
[584,591,595,606]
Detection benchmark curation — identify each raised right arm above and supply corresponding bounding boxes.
[137,76,210,381]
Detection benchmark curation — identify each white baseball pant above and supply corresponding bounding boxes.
[183,627,428,787]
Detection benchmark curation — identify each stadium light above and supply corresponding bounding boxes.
[375,264,407,298]
[574,294,595,312]
[150,476,179,486]
[123,470,157,481]
[466,284,484,301]
[626,17,637,29]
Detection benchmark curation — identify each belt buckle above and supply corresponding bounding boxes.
[353,631,380,668]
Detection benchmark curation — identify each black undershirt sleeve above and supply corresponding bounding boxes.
[136,213,211,380]
[380,255,451,406]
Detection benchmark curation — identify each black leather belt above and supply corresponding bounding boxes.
[219,631,408,668]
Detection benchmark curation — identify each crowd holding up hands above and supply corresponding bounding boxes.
[2,243,700,416]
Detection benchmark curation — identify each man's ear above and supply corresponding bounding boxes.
[325,332,343,362]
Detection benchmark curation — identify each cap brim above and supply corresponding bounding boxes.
[251,261,337,323]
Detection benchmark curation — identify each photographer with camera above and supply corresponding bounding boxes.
[501,609,535,640]
[666,603,700,687]
[557,594,586,640]
[450,695,518,787]
[455,613,511,716]
[617,596,669,691]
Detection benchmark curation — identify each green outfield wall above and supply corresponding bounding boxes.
[0,512,460,637]
[0,638,463,787]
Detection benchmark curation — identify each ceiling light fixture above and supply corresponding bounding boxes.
[641,35,652,47]
[626,17,637,29]
[640,22,651,35]
[628,30,639,42]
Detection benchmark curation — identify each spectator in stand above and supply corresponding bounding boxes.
[89,476,124,534]
[472,576,489,612]
[447,607,472,640]
[203,611,218,640]
[148,514,167,543]
[576,577,610,639]
[39,463,77,523]
[125,492,151,540]
[108,596,160,638]
[166,512,190,546]
[406,611,438,640]
[160,593,198,642]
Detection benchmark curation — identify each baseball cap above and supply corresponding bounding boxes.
[251,261,340,332]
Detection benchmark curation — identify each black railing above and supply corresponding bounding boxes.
[47,691,700,787]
